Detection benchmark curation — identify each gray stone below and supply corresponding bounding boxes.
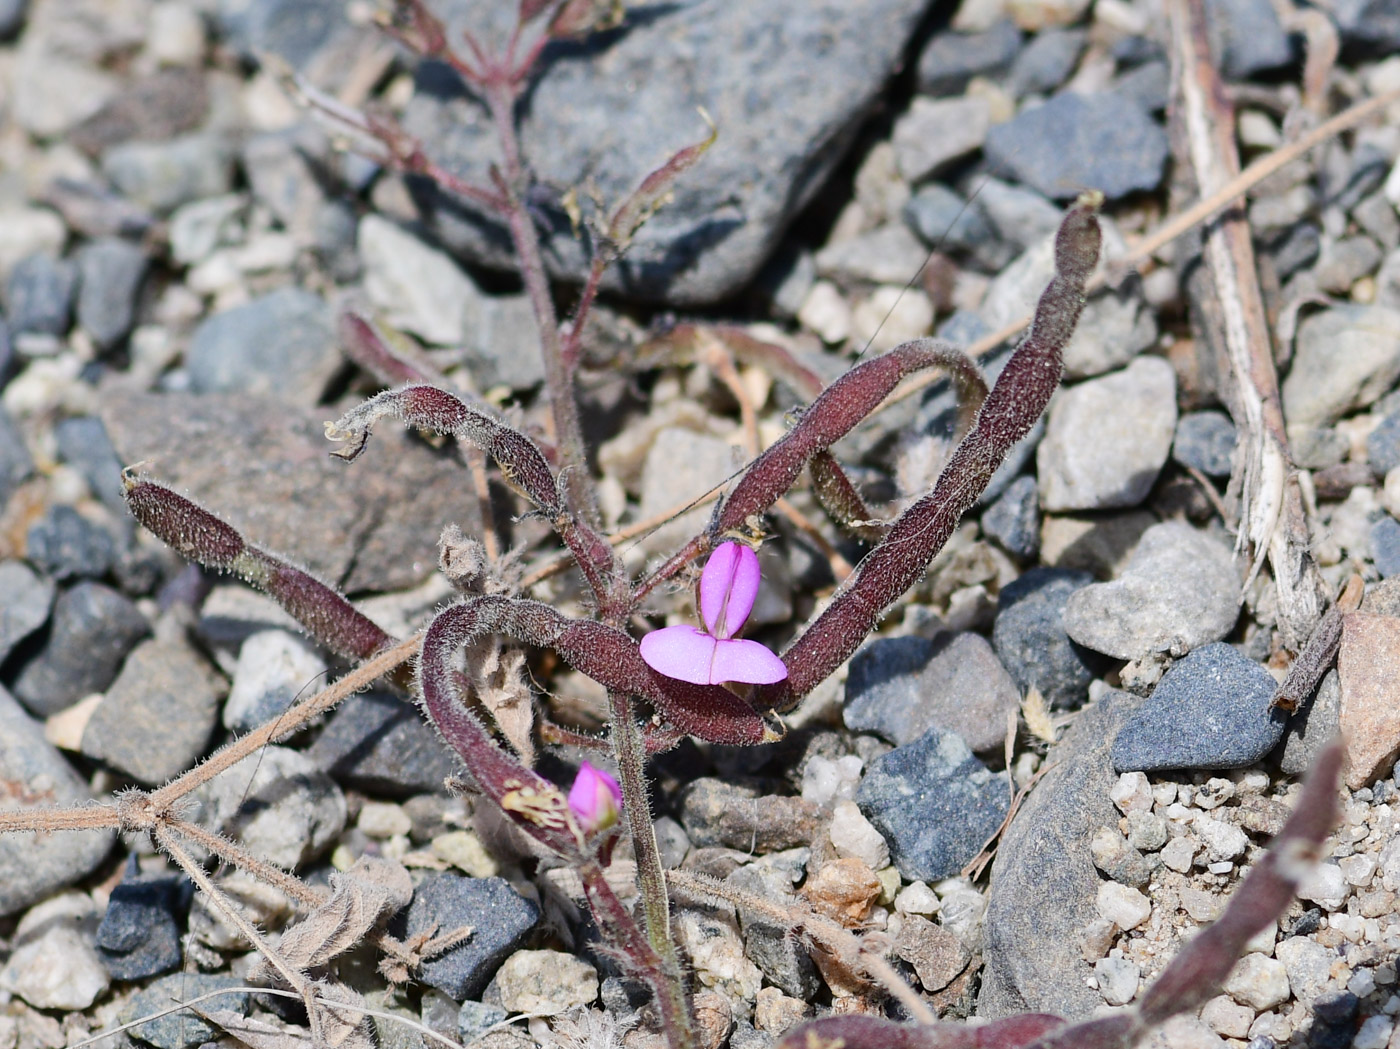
[95,872,184,980]
[1173,410,1238,478]
[0,561,54,665]
[0,403,33,512]
[1038,357,1178,511]
[82,634,225,786]
[468,293,547,390]
[1282,305,1400,428]
[240,129,327,233]
[1327,0,1400,50]
[458,1001,508,1041]
[222,629,328,733]
[1112,642,1285,772]
[984,92,1169,201]
[168,194,246,267]
[359,214,484,347]
[844,631,1020,752]
[4,253,76,335]
[1314,235,1384,295]
[12,582,149,717]
[398,874,539,999]
[993,567,1099,709]
[974,178,1064,254]
[981,473,1040,561]
[407,0,934,305]
[742,917,821,1000]
[637,427,741,554]
[855,727,1010,883]
[1374,516,1400,578]
[306,690,460,798]
[192,745,345,869]
[1063,521,1240,662]
[916,21,1022,95]
[1369,411,1400,475]
[816,222,930,286]
[101,389,485,593]
[186,288,342,404]
[26,504,117,582]
[0,0,26,37]
[1280,669,1342,776]
[1267,221,1322,281]
[102,134,236,213]
[903,184,1007,270]
[1205,0,1293,78]
[891,96,991,184]
[978,690,1140,1021]
[123,974,249,1049]
[1113,60,1170,114]
[75,238,148,349]
[0,685,115,916]
[681,779,822,853]
[1008,29,1086,97]
[53,416,126,514]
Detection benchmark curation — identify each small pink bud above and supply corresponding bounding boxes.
[568,761,623,834]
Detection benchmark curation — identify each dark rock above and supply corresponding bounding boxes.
[76,237,147,349]
[0,684,115,916]
[1008,29,1086,97]
[903,184,1008,271]
[1112,60,1170,114]
[81,634,225,786]
[1205,0,1293,78]
[458,1000,509,1041]
[917,20,1022,95]
[992,568,1098,709]
[974,178,1064,254]
[69,69,209,154]
[1173,410,1238,478]
[100,390,485,592]
[12,582,149,717]
[1369,411,1400,476]
[981,474,1040,561]
[0,0,26,38]
[1267,222,1322,281]
[1327,0,1400,53]
[306,690,459,798]
[123,973,249,1049]
[855,727,1011,882]
[742,918,821,999]
[241,129,327,233]
[95,870,184,980]
[26,504,117,582]
[54,416,126,514]
[1373,516,1400,578]
[1310,992,1361,1049]
[979,690,1140,1021]
[5,253,77,335]
[680,779,821,853]
[984,92,1168,201]
[843,632,1020,752]
[0,402,33,511]
[1112,642,1286,772]
[0,560,54,664]
[731,1023,774,1049]
[407,0,934,305]
[397,874,539,999]
[186,288,342,404]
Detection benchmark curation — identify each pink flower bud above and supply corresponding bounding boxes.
[568,761,623,834]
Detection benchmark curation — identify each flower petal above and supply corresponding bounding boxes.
[568,761,623,833]
[708,638,788,685]
[639,624,719,686]
[700,541,761,640]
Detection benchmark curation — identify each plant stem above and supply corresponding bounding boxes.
[608,691,675,957]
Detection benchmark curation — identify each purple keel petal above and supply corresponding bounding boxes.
[639,624,719,686]
[709,638,788,685]
[700,541,761,639]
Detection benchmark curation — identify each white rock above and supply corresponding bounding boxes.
[223,629,329,732]
[677,910,763,1001]
[1224,953,1289,1010]
[147,0,207,65]
[1298,861,1350,910]
[1110,771,1153,814]
[1095,954,1139,1005]
[1353,1014,1393,1049]
[829,800,890,870]
[358,214,484,346]
[849,286,933,353]
[800,754,863,806]
[0,894,108,1010]
[1274,935,1335,1004]
[797,280,852,344]
[1160,836,1197,873]
[0,207,66,283]
[1143,1016,1226,1049]
[1193,817,1248,862]
[1340,852,1378,887]
[1096,882,1151,930]
[496,949,598,1015]
[358,801,412,840]
[894,881,940,916]
[1199,995,1253,1038]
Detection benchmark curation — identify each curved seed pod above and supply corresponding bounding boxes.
[123,472,393,663]
[763,195,1102,710]
[808,451,889,543]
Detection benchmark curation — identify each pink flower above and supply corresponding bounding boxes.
[568,761,623,834]
[638,542,788,686]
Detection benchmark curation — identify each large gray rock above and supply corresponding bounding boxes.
[1282,305,1400,429]
[404,0,933,305]
[978,689,1141,1021]
[0,684,115,916]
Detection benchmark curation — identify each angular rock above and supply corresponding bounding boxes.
[993,567,1099,709]
[681,779,821,854]
[95,871,184,980]
[306,690,459,798]
[637,427,742,554]
[916,20,1022,95]
[980,473,1040,561]
[1279,668,1341,776]
[100,390,484,593]
[855,727,1010,883]
[75,237,147,349]
[978,690,1141,1021]
[0,685,115,916]
[984,92,1169,200]
[12,582,149,717]
[1338,612,1400,789]
[1281,305,1400,429]
[123,973,250,1049]
[102,134,235,214]
[895,913,970,992]
[1008,28,1085,96]
[815,223,929,286]
[891,96,991,183]
[186,288,342,404]
[0,403,32,512]
[222,629,328,733]
[396,874,539,999]
[82,633,226,786]
[1205,0,1293,78]
[1063,521,1240,661]
[1173,410,1237,478]
[466,293,546,390]
[359,214,485,347]
[0,895,109,1010]
[406,0,933,304]
[53,415,126,513]
[1111,642,1284,772]
[496,949,598,1015]
[1038,356,1178,511]
[843,631,1020,752]
[5,253,77,335]
[26,504,117,582]
[0,560,54,665]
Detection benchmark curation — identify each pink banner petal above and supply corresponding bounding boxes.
[639,624,719,686]
[708,638,788,685]
[700,541,761,639]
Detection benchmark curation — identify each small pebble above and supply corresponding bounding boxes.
[223,629,328,732]
[1096,882,1151,929]
[25,504,116,582]
[1095,953,1139,1006]
[829,800,890,870]
[800,754,863,806]
[1173,410,1238,478]
[992,567,1098,709]
[1225,953,1291,1011]
[75,237,147,349]
[0,894,109,1010]
[401,874,539,999]
[496,949,598,1016]
[1160,836,1197,874]
[95,870,184,980]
